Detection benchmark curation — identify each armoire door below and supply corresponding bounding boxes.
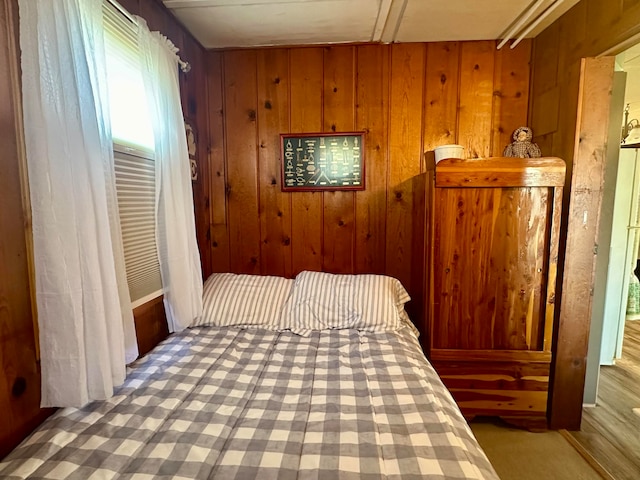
[427,157,565,421]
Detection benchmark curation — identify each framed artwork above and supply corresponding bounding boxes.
[280,132,365,191]
[185,120,197,181]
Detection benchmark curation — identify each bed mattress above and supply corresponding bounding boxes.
[0,326,498,479]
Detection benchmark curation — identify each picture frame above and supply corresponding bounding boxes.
[280,132,365,191]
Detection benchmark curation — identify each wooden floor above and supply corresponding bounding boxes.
[569,320,640,480]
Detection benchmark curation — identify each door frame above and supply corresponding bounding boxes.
[548,56,615,429]
[583,70,627,405]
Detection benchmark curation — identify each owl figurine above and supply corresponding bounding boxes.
[503,126,541,158]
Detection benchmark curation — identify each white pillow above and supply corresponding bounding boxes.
[279,271,411,335]
[193,273,294,328]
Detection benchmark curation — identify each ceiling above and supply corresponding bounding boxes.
[162,0,580,49]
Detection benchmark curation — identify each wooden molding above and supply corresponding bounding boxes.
[548,56,615,430]
[435,157,566,188]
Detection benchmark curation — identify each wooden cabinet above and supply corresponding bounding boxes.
[425,157,565,422]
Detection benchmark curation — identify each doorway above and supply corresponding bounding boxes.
[587,44,640,401]
[576,45,640,478]
[601,45,640,369]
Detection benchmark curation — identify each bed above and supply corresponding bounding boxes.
[0,271,498,479]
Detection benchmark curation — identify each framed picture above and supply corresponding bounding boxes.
[185,119,198,181]
[280,132,365,191]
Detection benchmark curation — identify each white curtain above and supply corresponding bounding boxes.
[19,0,138,407]
[136,19,203,332]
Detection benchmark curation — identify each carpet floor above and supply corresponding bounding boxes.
[470,418,604,480]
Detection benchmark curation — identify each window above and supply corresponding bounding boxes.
[104,0,162,307]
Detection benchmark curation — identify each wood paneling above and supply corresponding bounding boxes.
[385,43,426,294]
[185,36,212,278]
[0,1,53,458]
[224,50,261,274]
[548,57,615,430]
[322,46,356,273]
[205,40,533,321]
[491,42,532,157]
[257,49,292,277]
[529,0,640,430]
[458,41,495,159]
[290,48,324,274]
[207,51,231,273]
[354,45,389,274]
[424,42,459,151]
[133,296,169,357]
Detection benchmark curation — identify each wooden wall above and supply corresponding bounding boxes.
[530,0,640,429]
[205,40,533,327]
[0,0,207,458]
[0,0,53,459]
[530,0,640,177]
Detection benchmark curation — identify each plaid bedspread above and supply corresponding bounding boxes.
[0,327,498,479]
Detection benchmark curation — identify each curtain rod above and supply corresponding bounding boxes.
[106,0,191,73]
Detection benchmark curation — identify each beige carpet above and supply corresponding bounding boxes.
[470,418,604,480]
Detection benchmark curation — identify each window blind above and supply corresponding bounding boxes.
[104,0,162,305]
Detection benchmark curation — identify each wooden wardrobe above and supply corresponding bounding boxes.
[424,156,566,424]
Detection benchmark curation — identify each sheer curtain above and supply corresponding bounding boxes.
[19,0,138,407]
[136,19,203,332]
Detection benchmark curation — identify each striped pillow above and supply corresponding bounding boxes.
[193,273,294,328]
[280,271,411,335]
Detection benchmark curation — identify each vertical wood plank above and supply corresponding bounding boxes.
[555,58,582,182]
[557,0,588,67]
[588,0,624,48]
[458,41,495,159]
[386,43,425,296]
[531,21,559,98]
[549,57,614,430]
[0,0,52,457]
[424,42,460,152]
[323,46,355,273]
[491,39,532,157]
[207,51,230,272]
[290,47,324,274]
[183,38,211,279]
[355,44,389,274]
[223,50,261,274]
[257,48,292,277]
